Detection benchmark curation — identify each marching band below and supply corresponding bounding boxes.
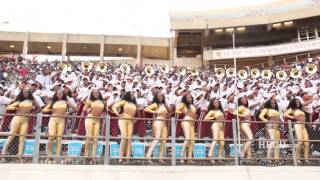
[0,56,320,164]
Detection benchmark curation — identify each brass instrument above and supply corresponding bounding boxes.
[178,67,186,76]
[96,62,107,73]
[238,70,248,80]
[250,68,260,79]
[57,62,66,71]
[226,67,235,77]
[290,68,301,78]
[306,64,317,75]
[120,64,131,74]
[160,64,169,74]
[3,72,8,79]
[261,70,272,79]
[215,68,225,78]
[82,62,93,72]
[191,67,199,76]
[145,66,155,76]
[276,70,287,80]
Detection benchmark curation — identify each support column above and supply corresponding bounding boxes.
[173,48,177,66]
[100,34,105,61]
[61,33,67,61]
[169,38,174,66]
[267,56,273,67]
[22,31,29,58]
[136,36,142,66]
[297,29,301,42]
[315,27,319,39]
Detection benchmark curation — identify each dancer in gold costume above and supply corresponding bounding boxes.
[144,92,170,164]
[176,93,196,164]
[112,91,137,163]
[284,98,310,164]
[235,97,253,159]
[259,99,281,161]
[1,89,38,157]
[42,90,76,158]
[83,89,106,160]
[204,98,225,163]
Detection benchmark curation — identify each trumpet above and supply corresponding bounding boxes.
[306,64,317,75]
[276,70,287,80]
[57,62,66,71]
[238,70,248,80]
[191,67,199,76]
[261,70,272,79]
[290,68,301,78]
[120,64,131,74]
[82,62,93,72]
[226,68,235,77]
[178,67,186,76]
[145,66,155,76]
[96,62,107,73]
[250,68,260,78]
[215,68,225,78]
[160,64,169,74]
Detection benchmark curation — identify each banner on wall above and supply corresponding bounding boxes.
[203,39,320,60]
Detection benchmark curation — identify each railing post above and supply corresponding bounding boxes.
[288,120,297,166]
[232,119,239,166]
[171,117,176,166]
[104,115,111,165]
[32,113,42,164]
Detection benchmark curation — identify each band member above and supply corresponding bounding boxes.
[203,98,225,163]
[144,92,170,164]
[176,93,196,164]
[82,89,106,160]
[258,99,281,161]
[42,90,77,158]
[284,98,310,164]
[235,96,253,159]
[1,89,38,157]
[112,91,137,163]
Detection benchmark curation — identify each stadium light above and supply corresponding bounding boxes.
[272,23,282,28]
[215,29,224,33]
[236,27,246,31]
[9,44,15,48]
[283,21,293,26]
[118,47,123,52]
[47,45,52,49]
[226,28,234,32]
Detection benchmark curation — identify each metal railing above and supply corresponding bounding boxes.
[0,111,319,166]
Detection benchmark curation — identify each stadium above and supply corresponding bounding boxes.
[0,0,320,179]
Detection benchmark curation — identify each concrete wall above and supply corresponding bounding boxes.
[0,164,320,180]
[174,57,203,67]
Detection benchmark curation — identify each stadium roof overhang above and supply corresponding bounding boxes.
[170,0,320,30]
[0,31,171,60]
